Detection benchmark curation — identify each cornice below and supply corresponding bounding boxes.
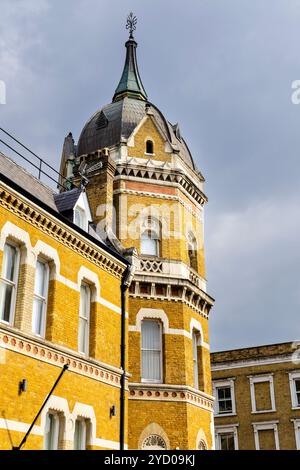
[128,382,214,412]
[115,163,207,206]
[130,277,214,319]
[0,325,126,389]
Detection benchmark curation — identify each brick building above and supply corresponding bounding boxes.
[211,341,300,450]
[0,19,214,450]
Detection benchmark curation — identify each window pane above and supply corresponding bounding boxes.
[32,298,44,335]
[141,237,158,256]
[45,413,59,450]
[220,433,235,450]
[0,283,13,322]
[2,244,17,281]
[142,350,161,381]
[80,285,90,319]
[75,208,86,229]
[141,320,162,381]
[78,317,87,353]
[142,321,161,349]
[74,420,86,450]
[35,261,47,297]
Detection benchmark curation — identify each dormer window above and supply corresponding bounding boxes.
[74,207,87,230]
[145,140,154,155]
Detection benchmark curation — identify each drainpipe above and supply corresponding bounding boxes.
[120,259,135,451]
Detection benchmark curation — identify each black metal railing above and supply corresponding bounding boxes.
[0,127,67,190]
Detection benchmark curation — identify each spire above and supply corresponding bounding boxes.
[112,13,147,102]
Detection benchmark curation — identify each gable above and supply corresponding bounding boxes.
[127,116,172,163]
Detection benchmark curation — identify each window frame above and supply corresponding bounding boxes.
[215,425,239,450]
[192,330,200,389]
[292,419,300,450]
[140,230,160,257]
[213,379,236,416]
[32,258,50,338]
[249,374,276,414]
[0,241,20,326]
[78,283,91,356]
[74,417,87,450]
[289,371,300,409]
[74,206,87,231]
[252,421,280,450]
[44,411,60,450]
[187,232,198,272]
[141,319,163,384]
[145,139,154,156]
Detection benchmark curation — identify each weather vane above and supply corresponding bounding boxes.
[126,12,137,39]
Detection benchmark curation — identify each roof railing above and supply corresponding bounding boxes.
[0,127,67,190]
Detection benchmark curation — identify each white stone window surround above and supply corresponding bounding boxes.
[252,421,280,450]
[0,241,20,327]
[213,378,236,417]
[288,371,300,410]
[215,424,239,450]
[129,309,210,350]
[249,374,276,414]
[291,419,300,450]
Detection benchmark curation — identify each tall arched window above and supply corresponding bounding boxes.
[145,140,154,155]
[78,283,91,355]
[192,330,200,389]
[0,242,20,325]
[141,319,162,383]
[140,218,161,257]
[188,232,198,272]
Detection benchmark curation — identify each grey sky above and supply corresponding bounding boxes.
[1,0,300,350]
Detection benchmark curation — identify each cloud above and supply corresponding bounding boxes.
[207,189,300,350]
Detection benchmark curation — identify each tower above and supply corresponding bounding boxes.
[60,14,214,450]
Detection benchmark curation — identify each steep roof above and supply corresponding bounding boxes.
[77,98,196,170]
[0,151,57,210]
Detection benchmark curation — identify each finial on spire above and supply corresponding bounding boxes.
[126,12,137,39]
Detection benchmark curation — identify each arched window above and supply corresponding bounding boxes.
[44,412,63,450]
[141,319,162,383]
[145,140,154,155]
[198,439,207,450]
[140,218,161,257]
[142,434,167,450]
[188,232,198,272]
[0,242,20,325]
[74,418,89,450]
[32,258,50,337]
[192,330,200,389]
[78,283,91,355]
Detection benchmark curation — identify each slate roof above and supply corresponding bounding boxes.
[0,151,58,210]
[77,97,196,170]
[54,187,81,213]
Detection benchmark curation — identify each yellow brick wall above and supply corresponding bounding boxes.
[0,189,127,450]
[0,349,124,450]
[127,117,171,163]
[128,298,211,391]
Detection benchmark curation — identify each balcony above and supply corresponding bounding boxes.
[135,256,206,292]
